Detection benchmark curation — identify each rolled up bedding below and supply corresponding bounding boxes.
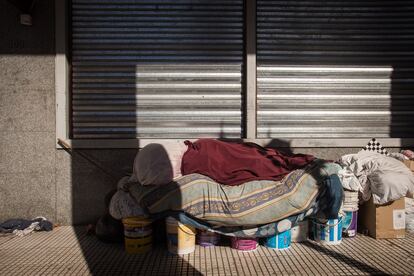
[115,160,342,227]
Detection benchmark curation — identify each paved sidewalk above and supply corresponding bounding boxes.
[1,226,413,275]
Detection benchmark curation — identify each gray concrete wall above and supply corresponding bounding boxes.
[0,0,138,225]
[0,0,401,225]
[0,0,57,221]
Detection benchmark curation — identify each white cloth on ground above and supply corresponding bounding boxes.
[12,217,49,237]
[339,151,414,205]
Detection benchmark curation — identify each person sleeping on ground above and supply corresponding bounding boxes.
[109,140,343,230]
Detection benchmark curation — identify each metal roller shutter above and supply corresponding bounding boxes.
[71,0,244,139]
[257,1,414,138]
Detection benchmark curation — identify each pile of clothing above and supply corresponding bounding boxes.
[337,145,414,232]
[110,139,343,237]
[0,217,53,237]
[338,150,414,205]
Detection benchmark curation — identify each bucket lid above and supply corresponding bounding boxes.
[313,217,343,227]
[122,216,152,226]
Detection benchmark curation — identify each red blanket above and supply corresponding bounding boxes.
[181,139,316,186]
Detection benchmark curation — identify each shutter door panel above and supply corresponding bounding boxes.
[257,0,414,138]
[71,0,243,139]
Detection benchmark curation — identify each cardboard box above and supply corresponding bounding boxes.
[403,160,414,172]
[358,197,405,239]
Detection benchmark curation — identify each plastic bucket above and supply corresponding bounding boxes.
[231,237,258,252]
[342,210,358,237]
[343,191,359,212]
[312,217,343,245]
[122,217,152,254]
[166,217,196,255]
[197,230,220,247]
[265,229,291,250]
[291,221,309,243]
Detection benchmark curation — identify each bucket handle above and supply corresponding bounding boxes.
[312,217,343,228]
[177,224,196,236]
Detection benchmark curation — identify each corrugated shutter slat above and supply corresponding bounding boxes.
[71,0,244,139]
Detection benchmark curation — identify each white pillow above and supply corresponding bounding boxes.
[167,142,188,179]
[369,170,414,204]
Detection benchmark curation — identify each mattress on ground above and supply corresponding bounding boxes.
[126,160,341,227]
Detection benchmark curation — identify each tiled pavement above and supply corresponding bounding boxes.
[1,226,413,275]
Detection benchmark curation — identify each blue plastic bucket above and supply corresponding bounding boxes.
[312,217,342,245]
[265,229,291,250]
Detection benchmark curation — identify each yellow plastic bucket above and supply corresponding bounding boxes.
[166,217,196,255]
[122,217,152,254]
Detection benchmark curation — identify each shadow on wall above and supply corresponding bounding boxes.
[0,0,55,54]
[263,138,294,156]
[68,144,202,275]
[68,0,245,271]
[390,67,414,141]
[67,0,242,272]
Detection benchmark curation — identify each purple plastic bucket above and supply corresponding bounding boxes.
[342,211,358,237]
[197,230,220,247]
[231,237,258,251]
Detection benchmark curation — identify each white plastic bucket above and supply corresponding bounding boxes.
[165,217,196,255]
[291,221,309,243]
[342,191,359,212]
[312,217,343,245]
